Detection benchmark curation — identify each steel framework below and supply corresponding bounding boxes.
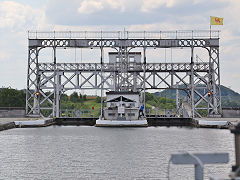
[26,30,221,118]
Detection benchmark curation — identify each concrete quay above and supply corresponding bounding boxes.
[0,117,54,131]
[55,117,192,127]
[1,117,240,131]
[50,117,240,128]
[193,118,240,128]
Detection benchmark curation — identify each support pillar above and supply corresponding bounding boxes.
[190,46,195,118]
[53,47,57,117]
[208,47,221,116]
[100,47,104,119]
[26,47,41,117]
[143,47,146,117]
[55,71,61,118]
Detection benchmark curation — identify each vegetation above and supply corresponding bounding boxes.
[1,84,240,117]
[154,85,240,108]
[61,93,101,117]
[145,92,176,114]
[0,88,25,107]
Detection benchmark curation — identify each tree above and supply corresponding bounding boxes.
[0,88,25,107]
[96,96,101,103]
[70,92,79,103]
[61,93,69,101]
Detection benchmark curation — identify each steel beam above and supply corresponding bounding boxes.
[29,38,219,48]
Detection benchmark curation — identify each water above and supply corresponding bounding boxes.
[0,126,235,180]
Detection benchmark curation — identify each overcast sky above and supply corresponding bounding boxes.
[0,0,240,93]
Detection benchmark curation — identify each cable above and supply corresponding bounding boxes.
[75,47,77,63]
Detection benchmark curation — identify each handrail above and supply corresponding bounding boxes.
[28,30,220,39]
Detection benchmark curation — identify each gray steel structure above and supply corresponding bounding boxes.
[26,31,221,118]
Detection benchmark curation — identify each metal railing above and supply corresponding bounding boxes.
[28,30,220,39]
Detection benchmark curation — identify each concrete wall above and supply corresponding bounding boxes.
[0,107,25,118]
[222,108,240,118]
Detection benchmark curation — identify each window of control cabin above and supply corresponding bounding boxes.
[129,56,135,63]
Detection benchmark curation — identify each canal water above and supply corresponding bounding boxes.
[0,126,235,179]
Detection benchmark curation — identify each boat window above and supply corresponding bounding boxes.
[129,56,135,63]
[128,113,135,116]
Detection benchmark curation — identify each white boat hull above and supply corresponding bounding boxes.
[96,119,148,127]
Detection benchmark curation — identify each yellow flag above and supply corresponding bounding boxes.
[211,16,223,25]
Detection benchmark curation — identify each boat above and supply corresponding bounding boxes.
[96,91,148,127]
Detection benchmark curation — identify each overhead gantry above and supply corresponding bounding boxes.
[26,30,221,118]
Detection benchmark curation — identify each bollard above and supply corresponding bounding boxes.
[231,123,240,175]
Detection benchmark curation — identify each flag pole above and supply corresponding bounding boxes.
[210,16,212,38]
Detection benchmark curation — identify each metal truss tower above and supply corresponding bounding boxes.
[26,30,221,118]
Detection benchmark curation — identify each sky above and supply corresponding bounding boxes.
[0,0,240,93]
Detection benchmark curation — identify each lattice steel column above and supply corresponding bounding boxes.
[26,47,40,116]
[54,70,62,118]
[118,47,129,91]
[100,47,104,119]
[208,47,221,115]
[190,47,195,118]
[143,47,146,117]
[38,69,56,117]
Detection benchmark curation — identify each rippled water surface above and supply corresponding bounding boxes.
[0,126,235,179]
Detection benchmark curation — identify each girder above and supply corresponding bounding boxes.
[38,62,209,72]
[29,38,219,48]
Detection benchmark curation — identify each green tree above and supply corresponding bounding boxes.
[70,92,79,103]
[61,94,68,102]
[96,96,101,103]
[83,95,87,101]
[0,88,25,107]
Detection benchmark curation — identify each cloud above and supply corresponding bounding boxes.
[0,1,47,89]
[78,1,104,14]
[0,50,10,60]
[141,0,180,12]
[77,0,125,14]
[44,0,228,26]
[0,0,240,93]
[0,1,44,30]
